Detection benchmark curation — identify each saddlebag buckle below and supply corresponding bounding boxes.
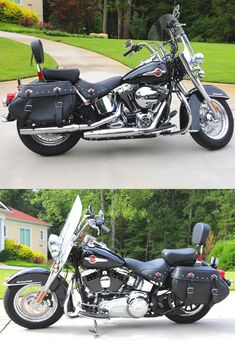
[24,104,32,112]
[187,286,194,295]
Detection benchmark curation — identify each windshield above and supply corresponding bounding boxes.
[58,195,82,259]
[148,14,185,41]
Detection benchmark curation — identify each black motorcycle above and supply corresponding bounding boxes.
[2,5,234,156]
[3,196,230,330]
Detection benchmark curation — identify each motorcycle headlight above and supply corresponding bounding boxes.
[48,234,62,259]
[194,53,204,65]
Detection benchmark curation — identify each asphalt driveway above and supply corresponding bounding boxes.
[0,293,234,351]
[0,31,235,188]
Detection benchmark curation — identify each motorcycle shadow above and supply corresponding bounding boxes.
[30,316,235,340]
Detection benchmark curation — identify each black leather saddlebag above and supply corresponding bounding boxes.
[8,81,77,125]
[171,265,229,305]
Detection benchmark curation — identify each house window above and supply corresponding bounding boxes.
[19,228,31,247]
[12,0,22,5]
[40,230,44,241]
[4,225,8,239]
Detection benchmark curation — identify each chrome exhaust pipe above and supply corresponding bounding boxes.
[83,102,169,139]
[19,106,121,136]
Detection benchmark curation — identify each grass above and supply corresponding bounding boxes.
[226,272,235,291]
[1,22,235,84]
[0,269,18,299]
[0,37,57,81]
[1,260,50,269]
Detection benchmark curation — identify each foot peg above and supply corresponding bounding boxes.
[169,110,177,118]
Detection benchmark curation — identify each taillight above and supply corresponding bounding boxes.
[2,92,16,107]
[218,269,225,279]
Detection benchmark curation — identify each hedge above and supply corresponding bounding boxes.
[0,0,39,26]
[0,239,46,263]
[208,240,235,271]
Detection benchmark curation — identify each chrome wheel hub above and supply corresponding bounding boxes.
[14,285,58,322]
[199,100,229,140]
[32,133,70,146]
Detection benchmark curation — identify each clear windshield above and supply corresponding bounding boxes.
[59,195,82,260]
[148,13,195,64]
[148,14,185,41]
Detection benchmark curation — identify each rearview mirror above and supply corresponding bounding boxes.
[124,39,133,48]
[173,4,180,18]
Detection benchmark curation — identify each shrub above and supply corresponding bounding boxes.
[4,239,45,264]
[208,240,235,271]
[0,249,14,261]
[0,0,39,26]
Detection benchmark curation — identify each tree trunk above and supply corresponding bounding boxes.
[111,190,116,250]
[116,0,124,39]
[103,0,108,34]
[100,190,105,212]
[123,0,132,39]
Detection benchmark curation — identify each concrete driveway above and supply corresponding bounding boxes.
[0,293,234,351]
[0,31,235,188]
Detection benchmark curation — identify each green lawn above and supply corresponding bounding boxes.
[1,22,235,84]
[226,272,235,291]
[0,37,57,81]
[2,260,50,269]
[0,269,18,299]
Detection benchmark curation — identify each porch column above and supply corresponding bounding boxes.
[0,216,5,252]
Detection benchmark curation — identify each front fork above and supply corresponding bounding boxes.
[36,261,62,304]
[179,52,220,120]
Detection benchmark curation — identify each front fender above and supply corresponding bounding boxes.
[5,267,69,307]
[180,84,230,132]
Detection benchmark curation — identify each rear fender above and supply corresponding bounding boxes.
[5,267,69,307]
[180,84,229,132]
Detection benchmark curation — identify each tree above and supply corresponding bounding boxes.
[48,0,101,33]
[103,0,108,33]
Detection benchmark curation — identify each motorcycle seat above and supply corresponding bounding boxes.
[43,68,80,85]
[161,248,197,266]
[76,76,123,100]
[124,257,170,282]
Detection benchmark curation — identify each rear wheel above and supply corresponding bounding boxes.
[190,98,234,150]
[166,302,211,324]
[17,122,80,156]
[4,284,64,329]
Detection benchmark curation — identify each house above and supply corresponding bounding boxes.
[0,201,49,259]
[11,0,43,21]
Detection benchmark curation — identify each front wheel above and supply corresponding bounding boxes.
[4,284,64,329]
[190,98,234,150]
[17,122,80,156]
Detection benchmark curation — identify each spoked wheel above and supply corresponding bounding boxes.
[17,122,80,156]
[165,296,211,324]
[4,284,64,329]
[190,98,234,150]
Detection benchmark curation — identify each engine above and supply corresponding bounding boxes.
[98,291,149,318]
[117,84,169,129]
[81,268,151,318]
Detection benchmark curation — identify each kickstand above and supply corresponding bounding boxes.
[89,319,99,338]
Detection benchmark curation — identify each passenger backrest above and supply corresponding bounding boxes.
[31,39,44,65]
[192,223,210,246]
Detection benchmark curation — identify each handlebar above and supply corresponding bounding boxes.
[123,44,142,57]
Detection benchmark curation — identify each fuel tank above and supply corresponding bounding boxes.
[81,246,125,269]
[122,61,168,84]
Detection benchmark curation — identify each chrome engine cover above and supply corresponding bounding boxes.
[135,87,159,108]
[99,291,149,318]
[136,111,154,128]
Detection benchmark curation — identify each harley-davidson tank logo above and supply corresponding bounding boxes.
[154,68,162,77]
[85,256,108,264]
